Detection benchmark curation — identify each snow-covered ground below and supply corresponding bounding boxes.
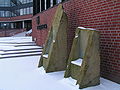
[12,32,27,37]
[0,33,120,90]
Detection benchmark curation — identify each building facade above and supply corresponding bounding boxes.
[33,0,65,15]
[0,0,33,36]
[32,0,120,84]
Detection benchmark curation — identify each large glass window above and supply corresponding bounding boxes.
[19,0,33,4]
[33,0,65,15]
[39,0,64,12]
[0,11,4,17]
[46,0,51,9]
[27,8,29,14]
[0,11,11,17]
[30,7,33,14]
[0,0,10,7]
[18,7,33,15]
[41,0,45,11]
[20,9,24,15]
[57,0,62,3]
[4,0,10,7]
[0,22,11,29]
[0,0,33,17]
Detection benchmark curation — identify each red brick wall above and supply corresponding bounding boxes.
[0,29,25,37]
[32,0,120,83]
[0,14,32,21]
[32,7,57,45]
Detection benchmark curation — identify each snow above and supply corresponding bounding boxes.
[75,35,78,38]
[0,37,32,43]
[61,77,120,90]
[78,27,95,31]
[71,58,83,66]
[53,40,55,43]
[87,28,96,31]
[0,32,120,90]
[26,29,32,34]
[0,52,42,57]
[0,36,42,52]
[78,27,86,29]
[12,31,27,37]
[0,56,79,90]
[0,49,42,54]
[43,54,49,58]
[0,56,120,90]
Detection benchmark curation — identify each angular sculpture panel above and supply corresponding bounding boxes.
[64,27,100,89]
[38,4,68,72]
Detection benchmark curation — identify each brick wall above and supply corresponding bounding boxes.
[0,14,32,22]
[32,0,120,84]
[32,7,57,45]
[0,29,26,37]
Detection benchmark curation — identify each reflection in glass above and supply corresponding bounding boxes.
[0,0,33,17]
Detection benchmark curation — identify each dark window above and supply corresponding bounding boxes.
[33,0,66,15]
[41,0,45,11]
[53,0,57,6]
[33,0,36,15]
[33,0,39,15]
[37,0,40,13]
[46,0,51,9]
